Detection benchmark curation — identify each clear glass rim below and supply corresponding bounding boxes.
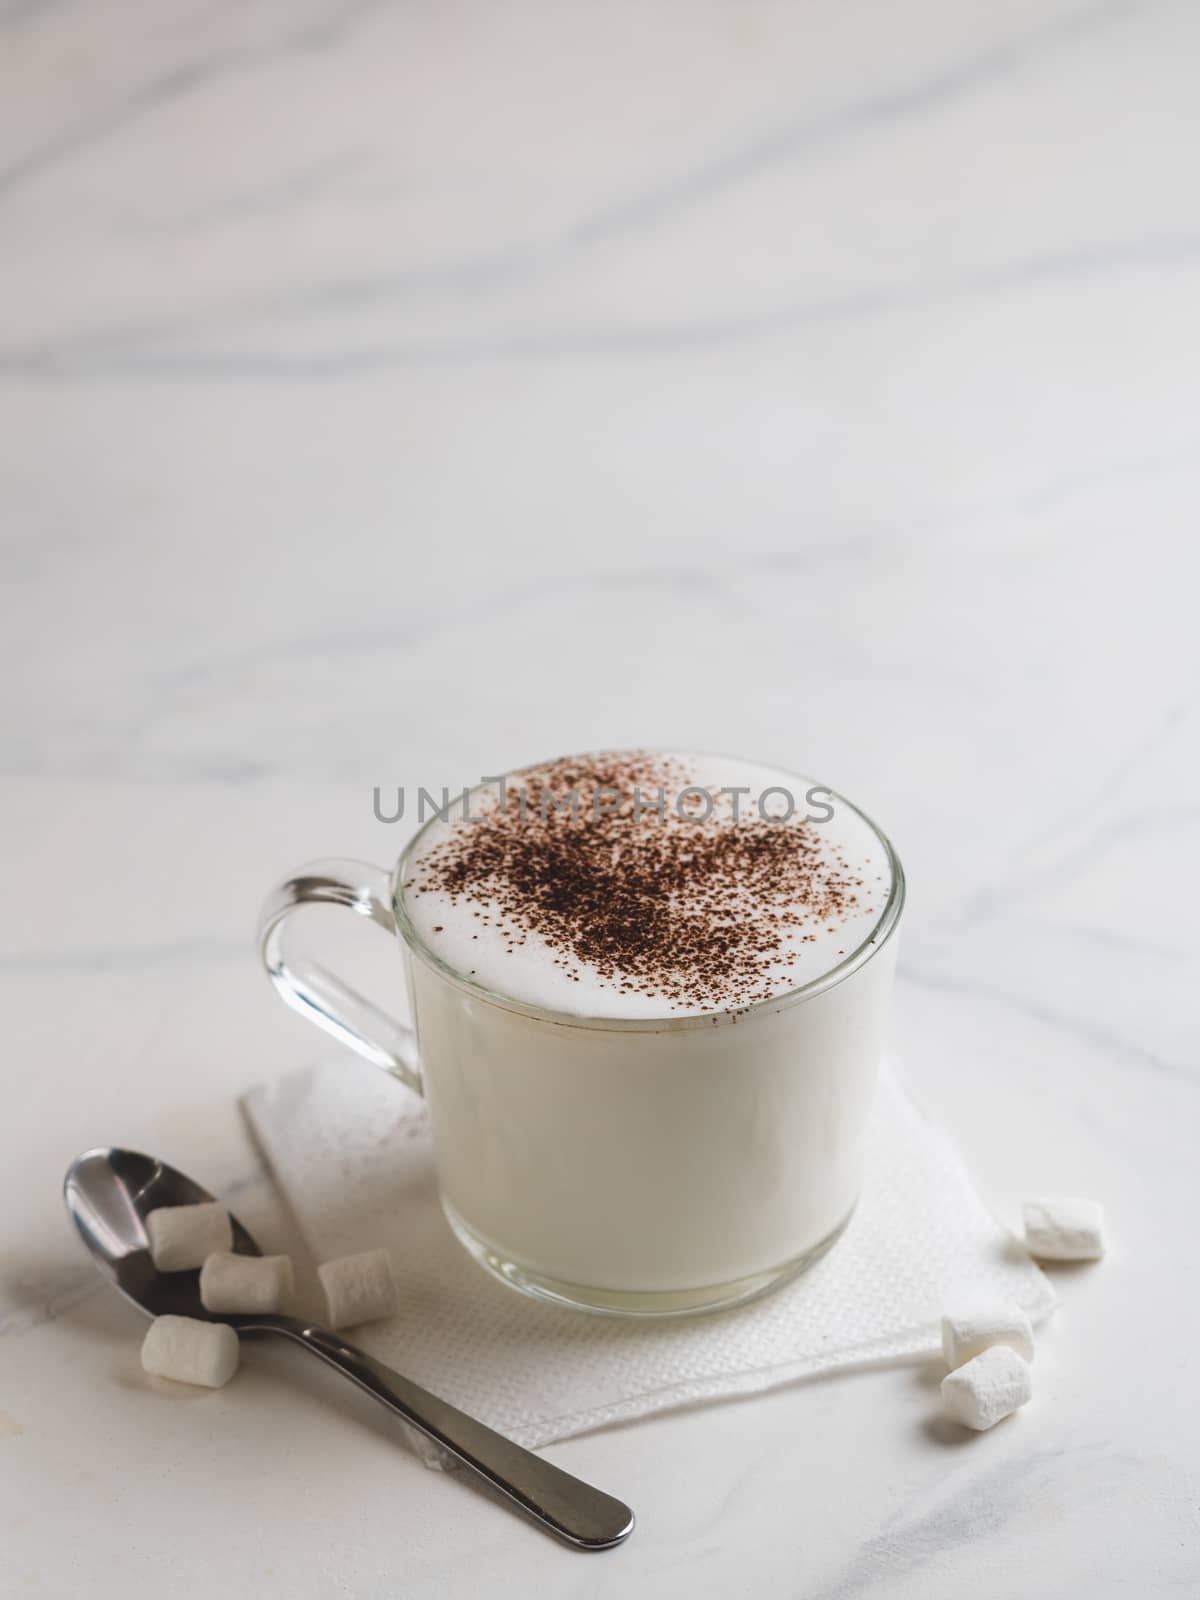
[390,751,905,1034]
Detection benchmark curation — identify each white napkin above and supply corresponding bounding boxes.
[242,1059,1053,1453]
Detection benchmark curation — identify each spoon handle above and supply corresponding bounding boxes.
[253,1317,634,1550]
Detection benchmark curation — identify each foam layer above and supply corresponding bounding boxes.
[398,751,892,1019]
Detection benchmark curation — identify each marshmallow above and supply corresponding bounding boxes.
[941,1306,1035,1370]
[318,1248,398,1329]
[1023,1196,1105,1261]
[141,1314,239,1388]
[200,1252,294,1315]
[146,1202,233,1271]
[941,1346,1032,1431]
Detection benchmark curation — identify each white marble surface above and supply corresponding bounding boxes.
[2,1,1198,1593]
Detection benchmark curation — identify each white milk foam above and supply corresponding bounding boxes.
[399,753,892,1020]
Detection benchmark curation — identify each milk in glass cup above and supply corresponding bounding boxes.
[259,752,904,1316]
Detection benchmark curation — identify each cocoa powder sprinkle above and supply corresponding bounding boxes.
[407,752,875,1012]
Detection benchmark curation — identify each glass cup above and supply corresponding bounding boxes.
[258,768,904,1317]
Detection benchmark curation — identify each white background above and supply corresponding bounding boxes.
[2,2,1198,1594]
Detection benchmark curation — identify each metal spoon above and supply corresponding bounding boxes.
[63,1146,634,1550]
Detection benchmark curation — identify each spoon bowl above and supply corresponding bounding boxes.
[64,1146,260,1321]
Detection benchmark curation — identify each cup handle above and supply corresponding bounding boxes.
[258,858,422,1096]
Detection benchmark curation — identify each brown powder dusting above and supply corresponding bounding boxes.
[406,752,874,1012]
